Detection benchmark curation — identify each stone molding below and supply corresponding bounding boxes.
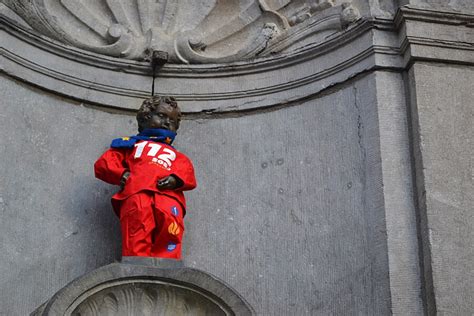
[400,0,474,13]
[0,15,396,113]
[32,259,254,316]
[395,6,474,66]
[1,6,473,113]
[1,0,360,63]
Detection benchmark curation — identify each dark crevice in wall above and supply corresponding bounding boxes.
[352,85,364,151]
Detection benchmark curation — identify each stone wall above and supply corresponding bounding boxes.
[0,71,394,315]
[408,63,474,315]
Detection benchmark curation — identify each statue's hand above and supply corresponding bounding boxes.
[157,175,178,190]
[120,171,130,190]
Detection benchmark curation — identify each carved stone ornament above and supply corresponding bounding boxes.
[2,0,360,63]
[32,259,254,315]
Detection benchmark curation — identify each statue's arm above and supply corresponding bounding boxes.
[94,148,129,185]
[170,154,197,191]
[157,154,196,191]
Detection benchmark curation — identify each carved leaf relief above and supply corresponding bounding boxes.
[2,0,360,63]
[71,283,228,316]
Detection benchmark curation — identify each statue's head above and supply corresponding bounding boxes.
[136,96,181,133]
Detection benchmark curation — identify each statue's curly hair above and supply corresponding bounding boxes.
[137,95,181,132]
[141,95,179,109]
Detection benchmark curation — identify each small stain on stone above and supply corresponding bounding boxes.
[128,119,133,124]
[346,182,352,189]
[290,209,303,225]
[261,162,268,169]
[276,158,284,165]
[278,188,284,194]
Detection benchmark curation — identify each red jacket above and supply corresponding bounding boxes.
[94,140,196,213]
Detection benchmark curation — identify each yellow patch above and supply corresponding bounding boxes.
[165,137,172,144]
[168,222,180,236]
[121,137,130,141]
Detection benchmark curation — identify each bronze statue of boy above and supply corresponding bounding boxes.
[95,96,196,258]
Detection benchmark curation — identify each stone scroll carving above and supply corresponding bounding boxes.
[2,0,360,63]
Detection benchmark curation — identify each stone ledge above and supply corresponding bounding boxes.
[121,256,185,268]
[32,260,254,316]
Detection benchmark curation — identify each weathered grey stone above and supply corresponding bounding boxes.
[408,62,474,315]
[0,3,30,28]
[0,71,398,315]
[0,75,126,315]
[32,260,253,316]
[1,1,473,315]
[395,6,474,66]
[374,71,423,314]
[182,72,392,315]
[399,0,474,12]
[1,0,360,63]
[0,14,382,113]
[2,5,472,114]
[121,256,184,268]
[367,0,397,17]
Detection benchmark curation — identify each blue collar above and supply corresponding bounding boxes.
[110,128,176,148]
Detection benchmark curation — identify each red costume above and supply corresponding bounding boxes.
[94,139,196,258]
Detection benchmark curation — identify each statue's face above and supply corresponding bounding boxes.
[137,102,181,132]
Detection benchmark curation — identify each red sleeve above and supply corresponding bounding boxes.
[94,148,129,185]
[172,154,197,191]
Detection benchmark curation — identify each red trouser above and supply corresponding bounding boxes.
[113,192,184,258]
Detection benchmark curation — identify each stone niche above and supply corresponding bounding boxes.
[2,0,473,314]
[32,258,253,316]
